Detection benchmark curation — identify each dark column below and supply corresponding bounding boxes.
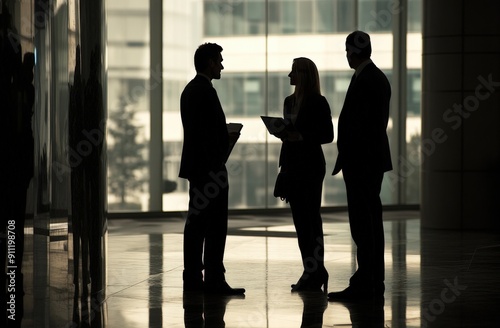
[149,0,163,211]
[421,0,500,229]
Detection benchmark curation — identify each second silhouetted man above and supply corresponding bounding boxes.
[179,43,244,295]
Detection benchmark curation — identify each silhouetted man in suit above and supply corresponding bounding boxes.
[179,43,244,295]
[329,31,392,301]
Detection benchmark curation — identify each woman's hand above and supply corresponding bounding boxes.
[273,130,302,142]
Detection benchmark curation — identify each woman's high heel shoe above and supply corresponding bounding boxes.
[291,271,308,289]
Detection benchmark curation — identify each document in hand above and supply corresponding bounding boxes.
[225,123,243,162]
[227,122,243,135]
[260,116,294,135]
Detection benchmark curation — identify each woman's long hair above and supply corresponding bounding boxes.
[292,57,321,110]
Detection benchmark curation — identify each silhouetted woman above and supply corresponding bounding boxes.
[277,57,333,292]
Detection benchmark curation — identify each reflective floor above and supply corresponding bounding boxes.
[16,210,500,327]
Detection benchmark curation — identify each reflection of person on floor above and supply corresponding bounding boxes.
[69,43,84,310]
[69,44,106,327]
[83,45,105,302]
[275,57,333,292]
[341,298,385,328]
[329,30,392,302]
[179,43,244,295]
[298,291,328,328]
[0,5,34,327]
[183,293,241,328]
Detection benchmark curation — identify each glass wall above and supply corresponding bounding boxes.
[405,0,422,203]
[107,2,150,211]
[107,0,422,212]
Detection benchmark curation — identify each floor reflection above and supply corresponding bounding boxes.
[296,291,328,328]
[18,210,500,327]
[183,292,245,328]
[335,298,385,328]
[103,211,500,328]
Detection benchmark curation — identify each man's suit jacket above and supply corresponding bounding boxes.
[179,75,229,180]
[279,93,334,177]
[332,62,392,175]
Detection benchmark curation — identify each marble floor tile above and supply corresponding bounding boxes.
[13,210,500,327]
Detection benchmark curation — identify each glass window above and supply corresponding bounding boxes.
[315,0,334,33]
[359,0,394,32]
[164,79,183,113]
[282,1,297,34]
[268,1,281,34]
[405,70,421,204]
[204,2,221,36]
[233,1,246,34]
[338,0,357,32]
[221,143,270,209]
[204,0,385,36]
[107,0,422,212]
[268,75,281,113]
[408,0,422,32]
[297,1,313,33]
[107,2,150,211]
[244,78,262,115]
[408,71,421,116]
[247,1,265,35]
[233,77,245,116]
